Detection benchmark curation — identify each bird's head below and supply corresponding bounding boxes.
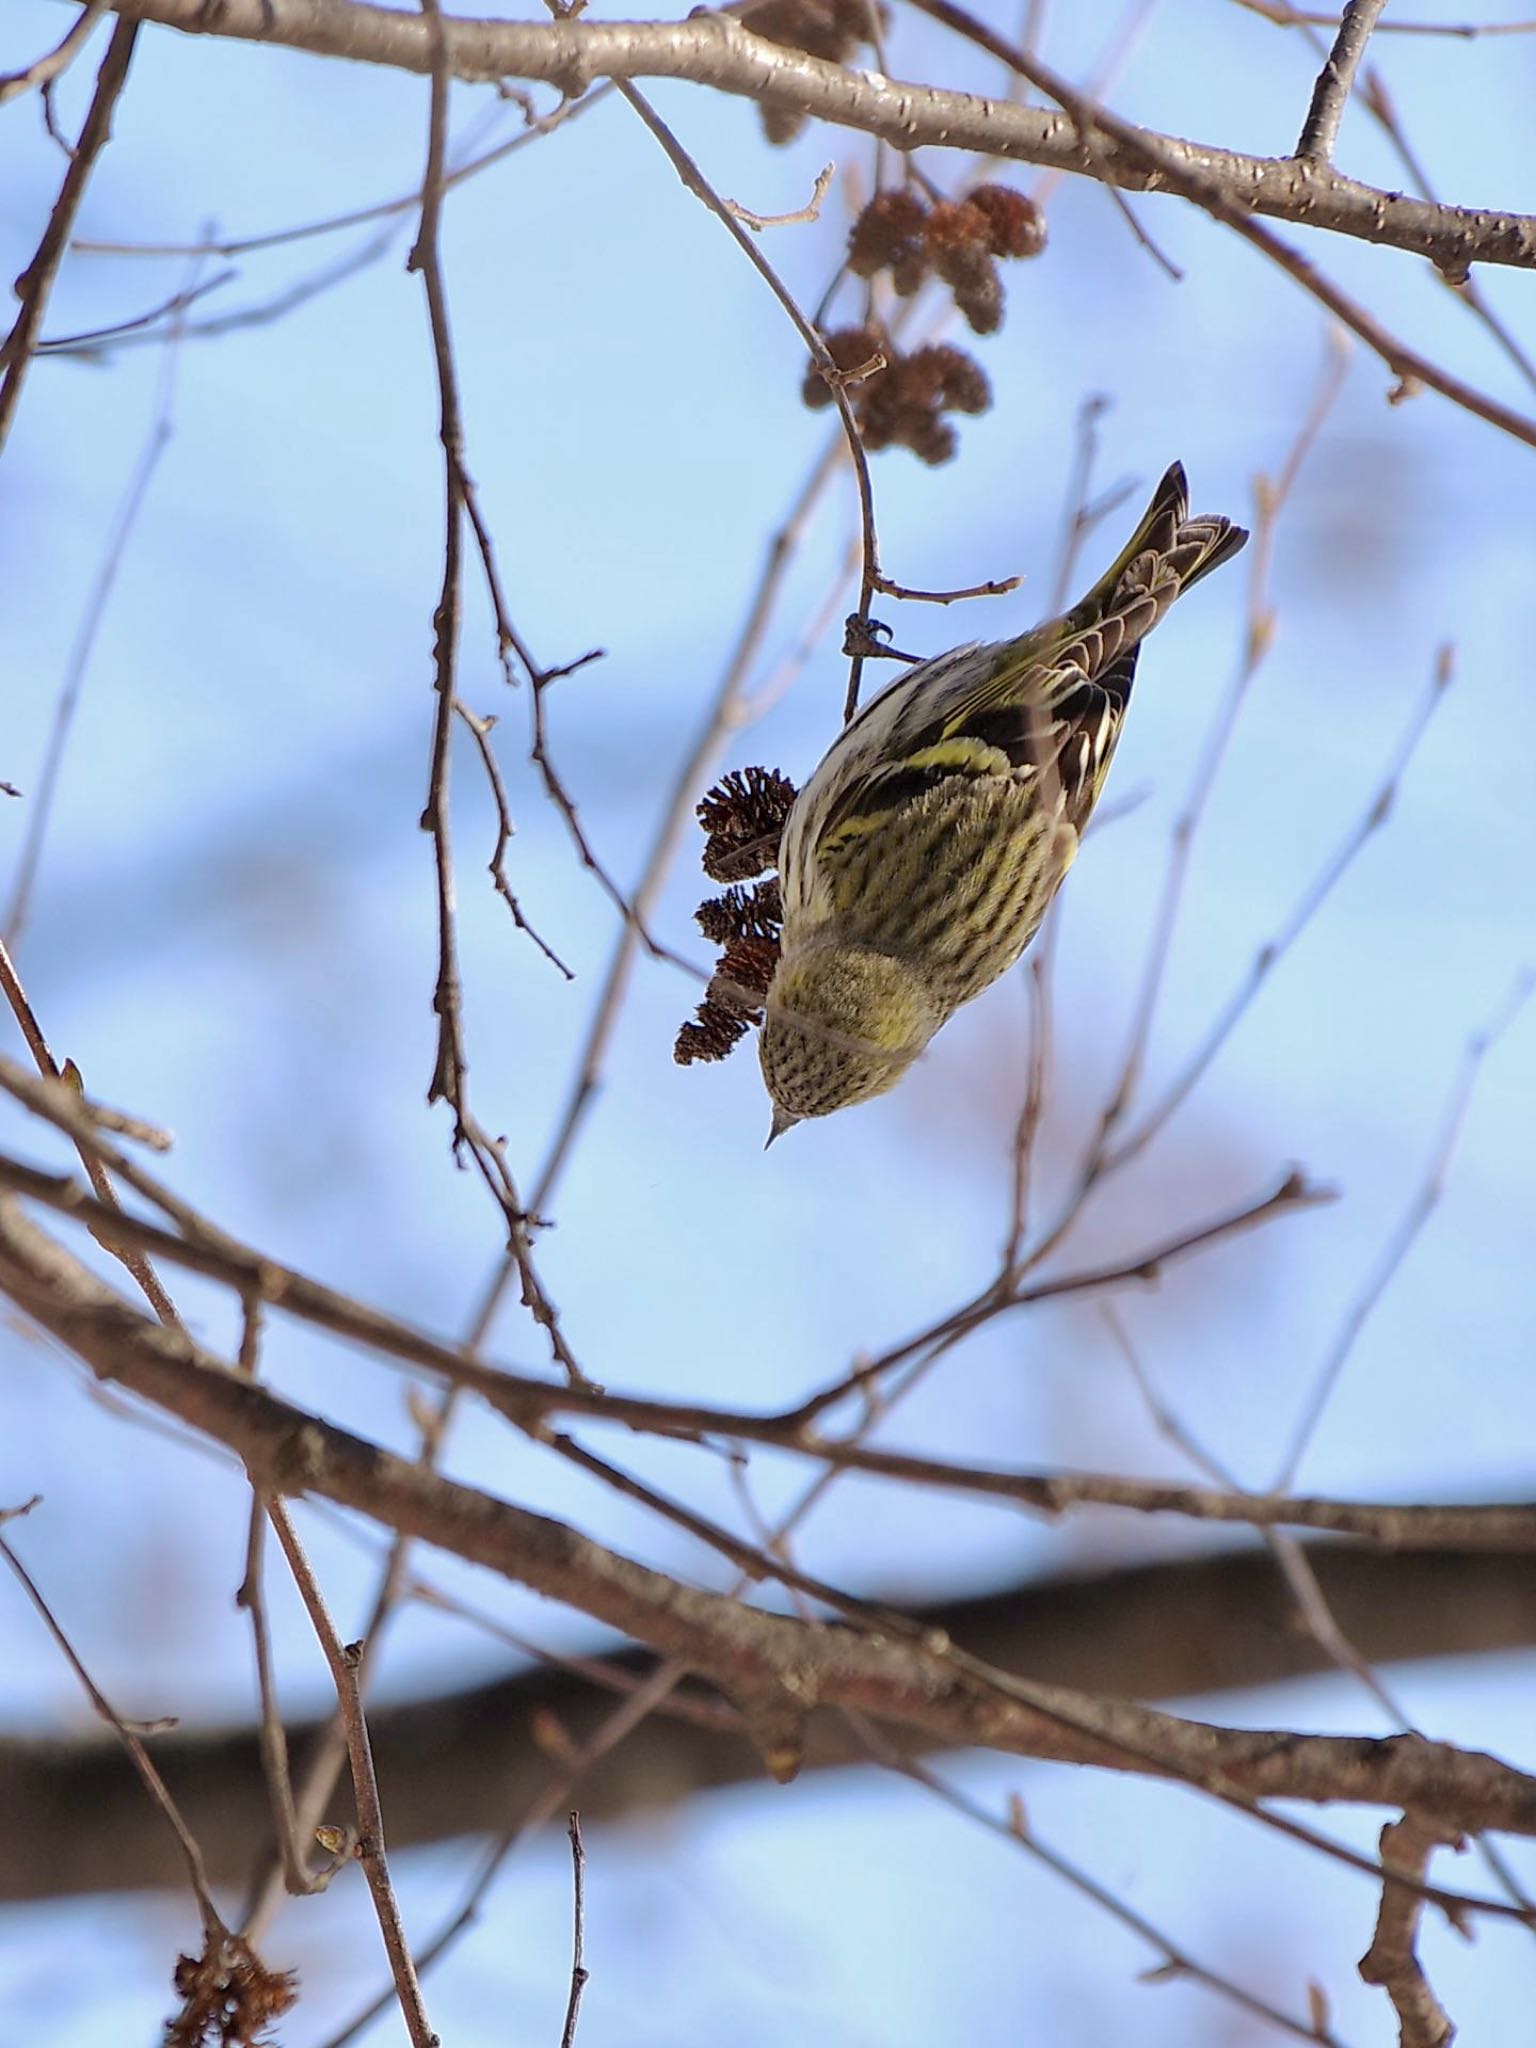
[759,944,940,1140]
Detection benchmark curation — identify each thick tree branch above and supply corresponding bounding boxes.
[97,0,1536,272]
[5,1197,1536,1877]
[3,1544,1533,1901]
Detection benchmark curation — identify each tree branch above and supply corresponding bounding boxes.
[1359,1814,1464,2047]
[3,1532,1534,1902]
[5,1196,1536,1876]
[97,0,1536,272]
[1296,0,1388,161]
[0,15,138,454]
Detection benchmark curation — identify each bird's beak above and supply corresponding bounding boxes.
[765,1104,800,1148]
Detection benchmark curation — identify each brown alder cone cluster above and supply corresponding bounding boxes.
[167,1935,297,2048]
[850,185,1046,328]
[803,326,991,464]
[674,768,797,1065]
[805,184,1046,461]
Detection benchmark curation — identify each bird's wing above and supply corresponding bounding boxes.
[786,463,1246,898]
[808,624,1140,865]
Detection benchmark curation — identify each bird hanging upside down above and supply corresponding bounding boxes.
[758,462,1248,1140]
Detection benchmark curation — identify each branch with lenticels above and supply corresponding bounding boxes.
[90,1,1536,274]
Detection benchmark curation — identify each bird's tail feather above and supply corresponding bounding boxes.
[1077,462,1248,626]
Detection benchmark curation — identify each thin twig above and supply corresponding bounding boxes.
[872,567,1022,605]
[781,1168,1332,1426]
[237,1498,339,1899]
[405,0,587,1378]
[1004,396,1119,1264]
[1353,66,1536,392]
[0,17,138,456]
[876,1748,1346,2046]
[908,0,1536,438]
[453,701,574,978]
[0,942,182,1327]
[1102,640,1454,1175]
[1020,343,1347,1281]
[0,2,107,106]
[723,160,834,230]
[240,1389,455,1944]
[1274,971,1534,1488]
[43,236,389,358]
[35,268,234,353]
[7,247,204,947]
[1103,339,1350,1128]
[612,83,883,719]
[0,1513,225,1936]
[526,433,850,1223]
[559,1814,589,2048]
[5,1139,1532,1546]
[1234,0,1531,37]
[1296,0,1389,160]
[73,83,611,259]
[267,1502,437,2048]
[1359,1815,1464,2048]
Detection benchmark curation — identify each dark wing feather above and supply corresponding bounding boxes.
[810,464,1246,856]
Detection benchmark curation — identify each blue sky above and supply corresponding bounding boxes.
[3,1,1535,2042]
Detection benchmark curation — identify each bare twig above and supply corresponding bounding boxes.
[1102,640,1453,1174]
[236,1499,340,1900]
[1359,1815,1464,2048]
[7,248,203,947]
[410,0,473,1141]
[405,2,588,1380]
[0,944,182,1327]
[1353,68,1536,393]
[0,2,107,106]
[267,1503,437,2048]
[34,268,234,353]
[559,1814,589,2048]
[524,434,850,1227]
[874,1749,1346,2046]
[0,17,138,456]
[74,83,612,259]
[1275,971,1534,1487]
[871,567,1022,605]
[22,1115,1511,1571]
[782,1167,1332,1425]
[1234,0,1533,37]
[613,83,882,716]
[908,0,1536,435]
[1005,396,1120,1265]
[43,236,388,358]
[0,1512,224,1935]
[1296,0,1388,160]
[240,1387,456,1945]
[453,702,574,978]
[1022,344,1347,1278]
[723,160,834,230]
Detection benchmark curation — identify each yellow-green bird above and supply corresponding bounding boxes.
[760,462,1247,1140]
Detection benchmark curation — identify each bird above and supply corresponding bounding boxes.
[759,461,1247,1141]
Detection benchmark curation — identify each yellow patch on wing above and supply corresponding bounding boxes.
[903,737,1014,776]
[819,736,1016,851]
